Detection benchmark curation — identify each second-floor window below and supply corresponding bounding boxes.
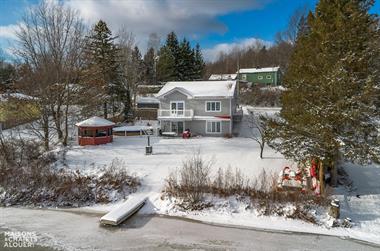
[206,101,221,112]
[170,101,184,116]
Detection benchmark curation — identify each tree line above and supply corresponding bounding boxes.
[205,7,307,76]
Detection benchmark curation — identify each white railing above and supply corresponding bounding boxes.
[158,109,194,118]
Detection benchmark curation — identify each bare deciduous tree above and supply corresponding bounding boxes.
[246,110,269,159]
[117,27,136,118]
[15,1,85,150]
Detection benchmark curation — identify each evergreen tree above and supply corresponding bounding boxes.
[268,0,380,181]
[156,31,205,81]
[157,46,175,82]
[84,20,124,118]
[158,31,180,81]
[0,61,15,92]
[178,38,195,80]
[193,43,205,80]
[143,47,155,85]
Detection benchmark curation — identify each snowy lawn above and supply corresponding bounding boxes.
[64,136,292,192]
[334,163,380,245]
[60,135,380,245]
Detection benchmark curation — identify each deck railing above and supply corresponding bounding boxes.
[157,109,194,119]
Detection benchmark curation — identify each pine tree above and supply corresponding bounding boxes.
[268,0,380,183]
[156,32,205,82]
[194,43,205,80]
[143,47,155,85]
[178,38,195,80]
[156,32,179,82]
[157,46,175,82]
[84,20,124,118]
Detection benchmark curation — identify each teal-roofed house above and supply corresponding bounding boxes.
[237,67,281,86]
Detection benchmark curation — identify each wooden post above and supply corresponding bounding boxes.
[319,160,324,196]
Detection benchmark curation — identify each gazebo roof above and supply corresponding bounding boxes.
[75,116,115,127]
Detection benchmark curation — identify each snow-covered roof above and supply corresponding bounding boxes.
[113,125,153,132]
[209,74,237,81]
[260,85,286,91]
[136,96,160,104]
[156,80,237,99]
[0,93,37,102]
[238,67,280,74]
[75,116,115,127]
[137,84,164,88]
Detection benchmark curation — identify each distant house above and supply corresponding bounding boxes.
[208,74,238,81]
[238,67,281,86]
[155,80,241,136]
[135,96,160,121]
[136,96,160,109]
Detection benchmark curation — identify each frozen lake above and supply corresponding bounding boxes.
[0,208,379,251]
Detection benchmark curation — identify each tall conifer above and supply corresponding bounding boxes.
[269,0,380,173]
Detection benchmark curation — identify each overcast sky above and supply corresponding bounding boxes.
[0,0,379,62]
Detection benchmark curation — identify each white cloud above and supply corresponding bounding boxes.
[203,37,273,62]
[64,0,271,48]
[0,24,20,40]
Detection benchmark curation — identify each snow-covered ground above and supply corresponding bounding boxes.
[334,163,380,244]
[64,136,292,192]
[60,134,380,245]
[2,106,379,246]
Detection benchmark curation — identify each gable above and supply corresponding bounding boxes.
[161,89,189,101]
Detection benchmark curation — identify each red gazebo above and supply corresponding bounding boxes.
[76,116,115,146]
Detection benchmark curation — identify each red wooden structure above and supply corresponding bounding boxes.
[75,116,115,146]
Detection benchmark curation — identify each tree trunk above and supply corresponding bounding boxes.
[103,102,108,119]
[319,160,324,195]
[43,113,50,151]
[260,142,265,159]
[63,103,69,146]
[51,104,63,141]
[330,159,338,187]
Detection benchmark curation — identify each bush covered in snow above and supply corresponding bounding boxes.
[164,153,329,224]
[0,137,140,207]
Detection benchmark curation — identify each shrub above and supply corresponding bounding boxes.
[0,136,140,207]
[164,153,329,220]
[165,152,212,204]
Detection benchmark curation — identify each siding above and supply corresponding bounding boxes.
[159,90,231,117]
[161,120,231,137]
[239,71,281,85]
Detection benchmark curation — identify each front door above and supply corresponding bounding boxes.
[171,121,184,134]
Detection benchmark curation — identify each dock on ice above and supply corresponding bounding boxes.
[100,194,148,226]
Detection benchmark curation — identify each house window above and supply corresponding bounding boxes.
[241,74,247,80]
[206,101,221,112]
[206,121,222,133]
[266,75,272,79]
[170,101,185,116]
[258,75,263,80]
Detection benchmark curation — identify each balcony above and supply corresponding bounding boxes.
[157,109,194,120]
